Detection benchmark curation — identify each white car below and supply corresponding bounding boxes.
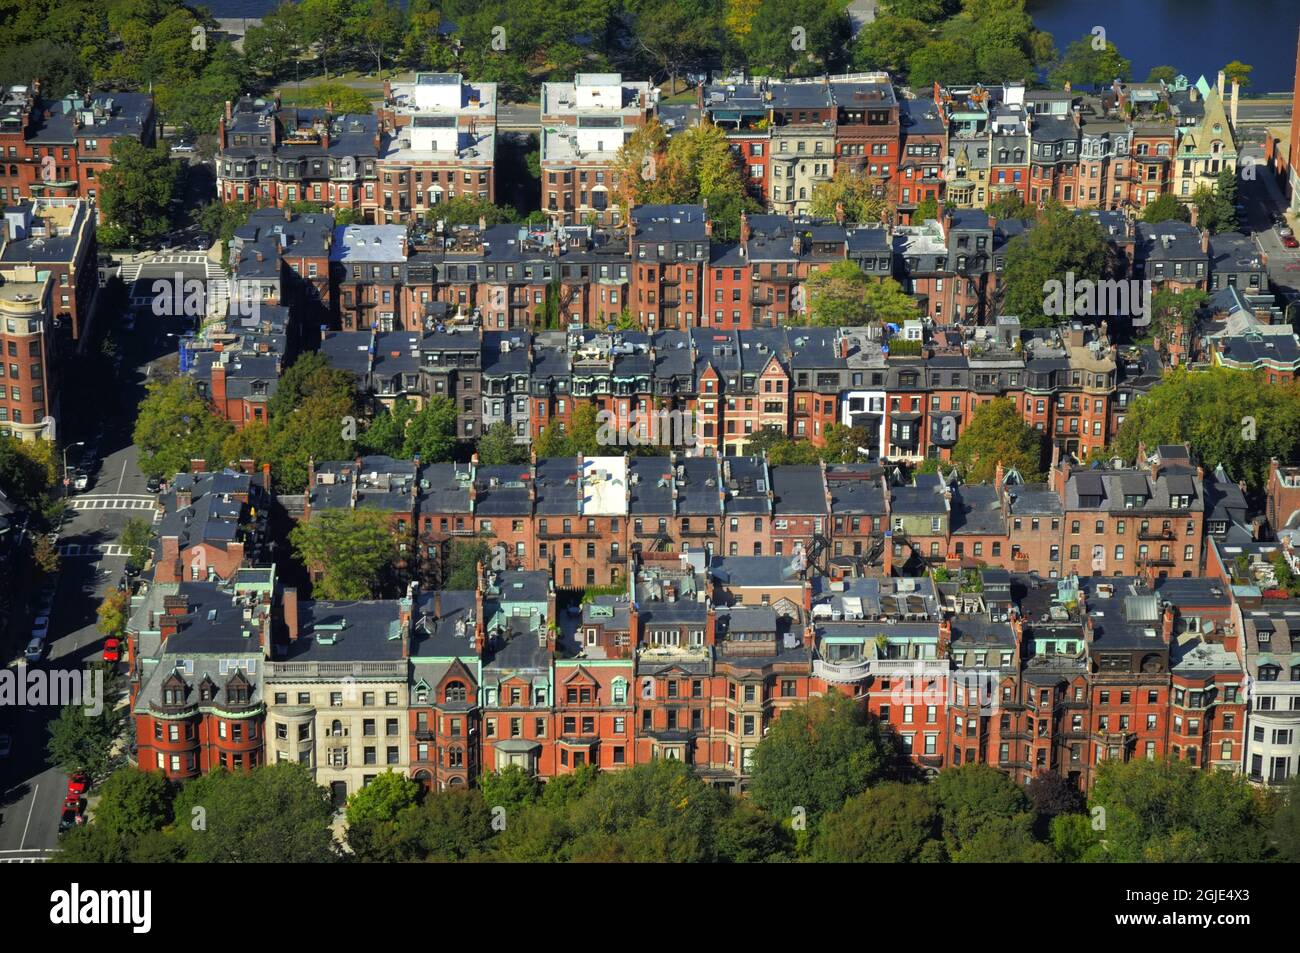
[24,638,44,663]
[170,141,196,154]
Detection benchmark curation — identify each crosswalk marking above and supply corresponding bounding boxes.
[70,497,157,511]
[57,543,130,557]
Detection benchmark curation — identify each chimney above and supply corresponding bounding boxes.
[834,201,845,226]
[1047,442,1062,494]
[262,462,271,492]
[705,218,713,237]
[1217,70,1226,98]
[1231,80,1240,128]
[283,587,299,641]
[189,459,207,475]
[176,485,193,508]
[211,362,227,411]
[739,211,750,245]
[1200,227,1210,255]
[802,623,815,651]
[1189,203,1199,228]
[995,459,1005,493]
[225,100,233,123]
[705,602,717,646]
[238,458,255,475]
[160,536,181,582]
[399,581,415,658]
[1161,603,1174,644]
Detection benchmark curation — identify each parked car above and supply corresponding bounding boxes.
[0,733,11,758]
[24,637,44,663]
[169,139,196,154]
[102,638,121,663]
[31,618,48,641]
[1284,234,1299,249]
[73,470,88,491]
[146,475,162,493]
[67,773,89,800]
[58,807,83,833]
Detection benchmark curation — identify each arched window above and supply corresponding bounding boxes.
[446,681,467,703]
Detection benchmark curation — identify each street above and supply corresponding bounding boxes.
[0,310,171,862]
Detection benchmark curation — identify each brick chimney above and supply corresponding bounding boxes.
[628,600,640,649]
[176,485,193,508]
[225,100,233,123]
[473,561,486,655]
[1200,227,1210,255]
[262,462,271,492]
[1161,602,1174,644]
[160,536,181,582]
[739,211,750,245]
[994,460,1005,493]
[1189,203,1199,228]
[283,586,299,641]
[802,622,815,650]
[211,362,227,412]
[399,581,415,658]
[189,459,207,475]
[705,602,717,646]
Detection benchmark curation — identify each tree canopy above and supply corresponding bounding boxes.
[948,396,1045,483]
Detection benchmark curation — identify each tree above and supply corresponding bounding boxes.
[349,0,407,76]
[1148,287,1207,350]
[33,535,61,575]
[907,40,976,89]
[47,703,123,782]
[119,516,154,574]
[853,16,930,75]
[98,139,180,247]
[444,537,490,589]
[97,589,131,639]
[985,191,1033,221]
[743,0,852,77]
[627,0,723,95]
[749,693,901,821]
[1049,36,1131,89]
[1001,201,1108,328]
[564,760,731,862]
[172,762,339,863]
[133,377,233,479]
[912,195,940,224]
[567,403,603,457]
[1191,167,1239,234]
[535,424,574,458]
[1272,776,1300,862]
[357,399,416,457]
[52,767,175,863]
[476,421,528,466]
[810,169,888,224]
[1146,65,1178,84]
[403,395,459,462]
[880,0,960,22]
[948,396,1044,483]
[480,764,542,813]
[401,787,496,861]
[1140,193,1189,224]
[814,782,942,862]
[345,769,420,860]
[952,814,1057,862]
[1222,60,1253,88]
[805,260,920,327]
[931,763,1035,856]
[1112,366,1300,491]
[291,509,401,599]
[1088,758,1274,862]
[821,424,874,464]
[243,1,304,81]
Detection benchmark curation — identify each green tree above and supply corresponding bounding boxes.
[299,81,376,115]
[1148,287,1207,351]
[814,782,942,862]
[403,395,459,462]
[853,16,930,75]
[985,191,1033,221]
[1222,60,1253,88]
[805,260,920,327]
[749,693,901,822]
[1146,65,1178,84]
[444,537,490,589]
[1272,776,1300,862]
[931,762,1035,856]
[96,588,131,639]
[1049,36,1131,89]
[1191,167,1239,234]
[345,769,420,860]
[291,509,401,599]
[98,139,180,247]
[1002,201,1108,328]
[948,396,1044,483]
[1089,758,1274,862]
[119,516,154,574]
[51,767,175,863]
[133,376,234,479]
[907,40,977,89]
[1112,366,1300,491]
[1140,193,1190,224]
[476,420,528,466]
[480,764,542,813]
[809,169,888,224]
[743,0,851,77]
[46,703,124,782]
[357,398,417,456]
[172,762,339,863]
[400,787,496,861]
[912,195,940,224]
[821,424,874,464]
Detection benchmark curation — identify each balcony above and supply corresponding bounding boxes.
[1137,529,1175,541]
[813,658,872,683]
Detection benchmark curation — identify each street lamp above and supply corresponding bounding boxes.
[62,441,85,497]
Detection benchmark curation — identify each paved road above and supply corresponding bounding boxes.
[1235,143,1300,295]
[0,318,168,860]
[499,103,541,130]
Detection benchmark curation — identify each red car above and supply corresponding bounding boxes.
[67,773,89,800]
[63,793,82,812]
[1284,235,1299,249]
[102,638,120,663]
